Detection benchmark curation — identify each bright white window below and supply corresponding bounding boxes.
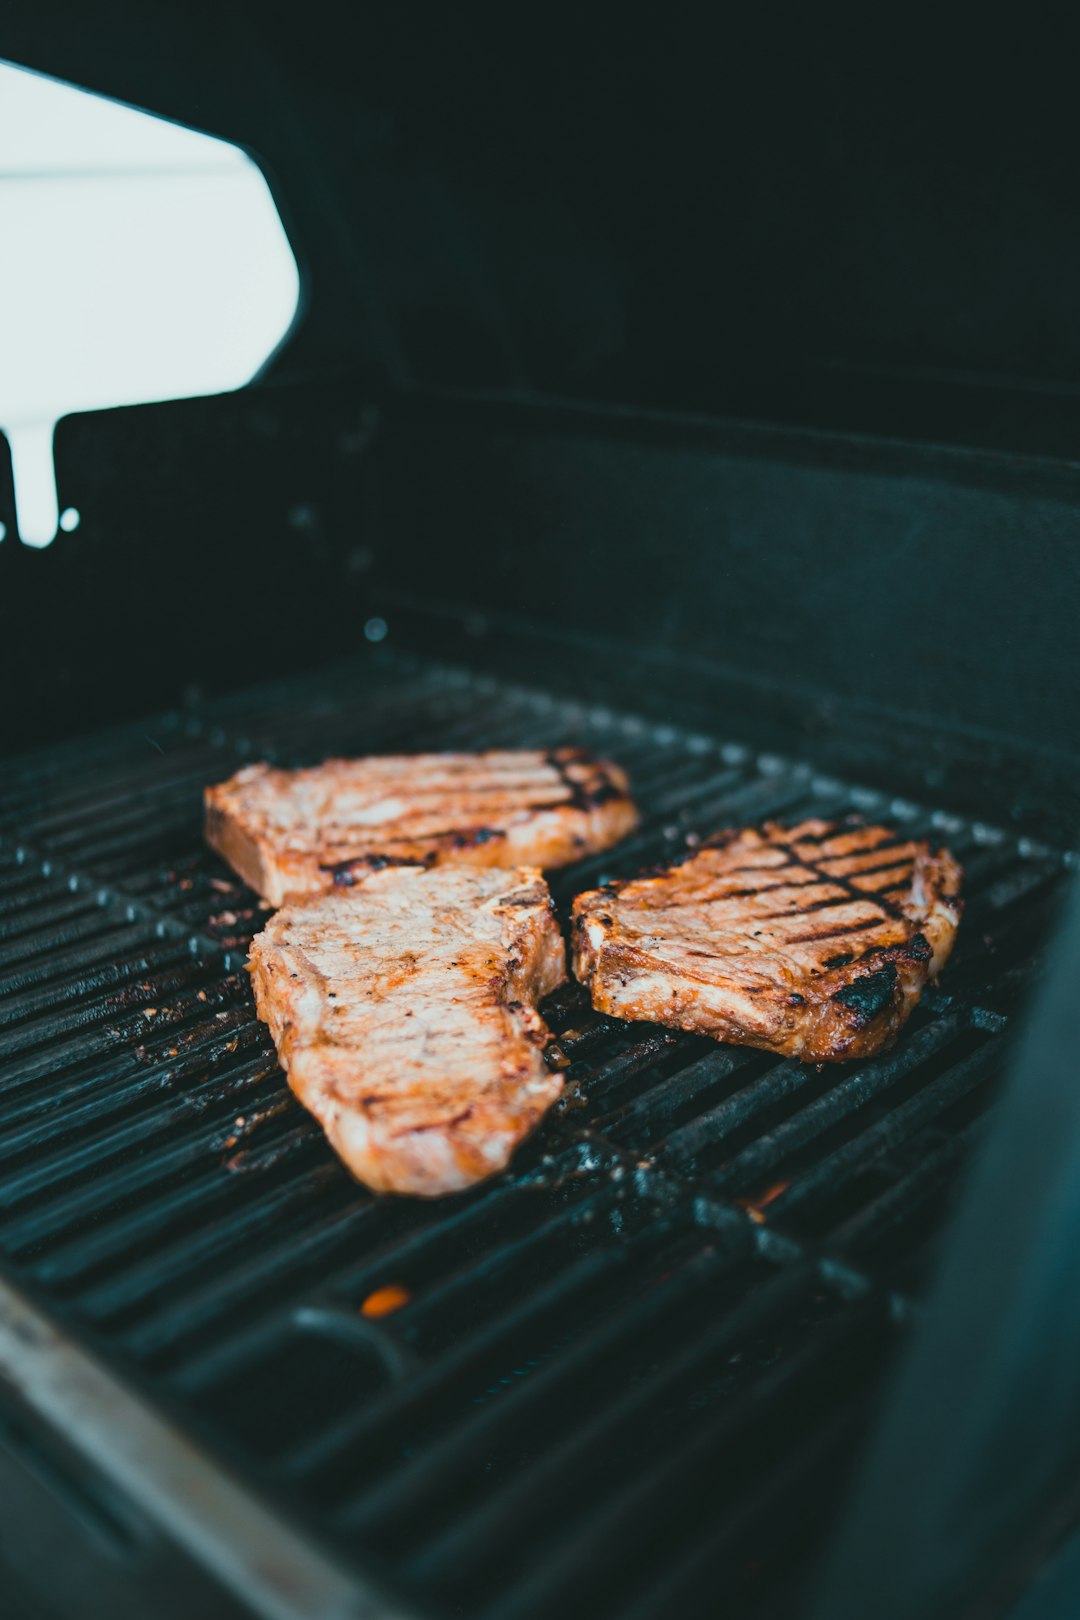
[0,61,301,547]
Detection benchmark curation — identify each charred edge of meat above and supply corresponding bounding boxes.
[633,828,746,879]
[584,779,628,808]
[501,883,554,909]
[321,853,437,885]
[633,842,712,882]
[592,830,735,889]
[341,824,511,852]
[830,963,899,1026]
[571,912,592,958]
[543,749,629,813]
[905,930,933,963]
[763,813,867,843]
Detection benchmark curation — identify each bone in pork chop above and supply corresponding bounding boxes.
[572,819,962,1063]
[207,750,638,905]
[248,864,567,1195]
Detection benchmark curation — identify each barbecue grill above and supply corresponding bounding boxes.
[3,11,1080,1619]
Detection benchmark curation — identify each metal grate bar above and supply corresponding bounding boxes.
[182,1164,630,1434]
[467,1298,891,1620]
[696,1017,974,1192]
[405,1256,824,1582]
[334,1236,763,1538]
[280,1216,728,1491]
[612,1399,866,1620]
[760,1041,1002,1226]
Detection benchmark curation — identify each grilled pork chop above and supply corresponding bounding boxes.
[248,864,567,1196]
[572,819,962,1063]
[207,750,638,905]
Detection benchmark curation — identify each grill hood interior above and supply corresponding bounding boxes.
[8,5,1080,461]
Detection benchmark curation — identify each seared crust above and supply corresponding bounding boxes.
[207,749,638,905]
[572,819,963,1064]
[248,864,567,1196]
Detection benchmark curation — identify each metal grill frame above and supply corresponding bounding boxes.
[0,641,1073,1620]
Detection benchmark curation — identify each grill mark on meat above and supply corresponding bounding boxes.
[651,854,914,922]
[642,867,807,902]
[780,918,891,945]
[324,825,509,856]
[324,853,437,885]
[818,848,915,876]
[726,860,802,878]
[412,1106,475,1134]
[782,815,868,845]
[852,873,913,896]
[702,878,824,900]
[808,832,907,859]
[769,839,905,920]
[744,891,850,918]
[783,822,852,844]
[753,861,914,916]
[873,882,914,902]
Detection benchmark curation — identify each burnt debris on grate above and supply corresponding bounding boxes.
[0,645,1072,1620]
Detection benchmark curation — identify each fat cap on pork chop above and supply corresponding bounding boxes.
[207,749,638,905]
[572,819,962,1063]
[248,864,567,1196]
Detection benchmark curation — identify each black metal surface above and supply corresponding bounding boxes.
[10,384,1080,845]
[0,644,1073,1620]
[370,392,1080,801]
[0,380,382,754]
[0,1401,248,1620]
[812,875,1080,1620]
[12,7,1080,462]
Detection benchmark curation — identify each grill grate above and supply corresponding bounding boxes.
[0,646,1072,1620]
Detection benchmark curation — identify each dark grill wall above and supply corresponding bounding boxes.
[367,396,1080,841]
[4,385,1080,846]
[372,397,1080,755]
[9,6,1080,451]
